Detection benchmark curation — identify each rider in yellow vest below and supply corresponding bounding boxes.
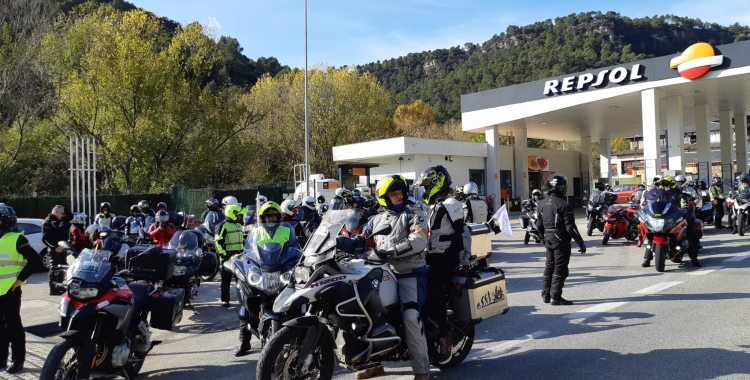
[215,203,248,308]
[0,203,42,375]
[234,201,299,357]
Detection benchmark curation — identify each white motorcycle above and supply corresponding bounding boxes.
[256,209,508,380]
[730,192,750,235]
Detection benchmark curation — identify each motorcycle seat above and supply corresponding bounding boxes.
[128,281,151,321]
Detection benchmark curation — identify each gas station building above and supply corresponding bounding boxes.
[461,40,750,209]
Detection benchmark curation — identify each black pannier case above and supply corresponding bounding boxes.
[150,287,184,331]
[125,246,176,281]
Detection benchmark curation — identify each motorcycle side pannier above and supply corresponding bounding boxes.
[126,246,176,281]
[150,287,184,331]
[451,267,509,322]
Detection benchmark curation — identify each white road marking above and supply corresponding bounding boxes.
[633,282,683,295]
[562,302,629,319]
[723,254,750,262]
[687,266,724,275]
[468,331,550,360]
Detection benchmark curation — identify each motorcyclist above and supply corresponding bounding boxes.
[336,174,430,380]
[147,210,177,247]
[462,182,488,224]
[536,174,586,305]
[733,174,750,234]
[330,188,351,211]
[454,185,465,202]
[93,202,115,228]
[641,176,701,268]
[201,198,221,223]
[587,182,605,220]
[69,213,92,256]
[125,205,144,238]
[295,195,322,237]
[138,200,155,217]
[604,184,612,191]
[234,201,298,357]
[676,175,701,216]
[417,165,472,366]
[42,205,73,295]
[709,177,726,229]
[215,203,248,308]
[363,195,378,218]
[156,202,168,212]
[352,188,362,197]
[631,184,646,209]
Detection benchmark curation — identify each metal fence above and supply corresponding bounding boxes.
[3,183,296,220]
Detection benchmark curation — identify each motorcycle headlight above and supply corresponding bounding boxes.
[293,266,311,284]
[281,269,294,285]
[650,218,665,231]
[67,280,100,300]
[173,265,187,276]
[246,264,261,284]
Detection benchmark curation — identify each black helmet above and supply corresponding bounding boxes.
[156,202,167,211]
[364,195,374,208]
[352,189,362,197]
[130,205,141,214]
[740,174,750,184]
[138,200,150,210]
[205,198,221,211]
[604,184,612,191]
[416,165,452,204]
[546,174,568,195]
[638,184,645,190]
[595,182,605,191]
[712,177,723,186]
[376,174,409,208]
[100,202,111,212]
[532,189,542,198]
[0,203,17,229]
[698,180,707,190]
[317,195,325,203]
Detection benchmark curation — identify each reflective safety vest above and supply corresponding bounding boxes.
[0,232,26,296]
[252,226,291,247]
[217,222,244,257]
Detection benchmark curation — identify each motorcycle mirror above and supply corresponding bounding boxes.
[222,260,233,272]
[368,224,392,238]
[58,241,71,250]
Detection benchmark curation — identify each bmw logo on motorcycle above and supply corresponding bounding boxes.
[371,279,380,289]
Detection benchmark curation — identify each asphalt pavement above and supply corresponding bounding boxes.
[6,210,750,380]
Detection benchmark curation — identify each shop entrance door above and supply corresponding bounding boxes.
[529,171,549,196]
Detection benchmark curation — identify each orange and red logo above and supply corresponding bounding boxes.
[669,42,723,80]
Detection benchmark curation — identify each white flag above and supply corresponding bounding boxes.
[492,204,513,238]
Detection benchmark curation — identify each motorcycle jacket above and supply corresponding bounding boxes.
[295,207,321,232]
[736,185,750,199]
[215,220,244,257]
[536,192,584,245]
[148,223,176,245]
[366,207,428,274]
[463,195,488,224]
[94,213,116,228]
[709,185,724,203]
[428,197,472,266]
[251,224,300,249]
[42,210,73,250]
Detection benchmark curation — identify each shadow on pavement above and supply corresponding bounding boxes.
[139,361,256,379]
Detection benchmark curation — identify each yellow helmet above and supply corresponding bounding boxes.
[375,175,409,208]
[258,201,282,220]
[661,175,676,189]
[224,204,248,221]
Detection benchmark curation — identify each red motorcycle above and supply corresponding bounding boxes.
[602,205,640,245]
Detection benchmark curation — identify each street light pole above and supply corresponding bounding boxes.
[304,0,310,196]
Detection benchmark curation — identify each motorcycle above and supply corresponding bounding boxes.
[164,230,204,304]
[697,189,714,225]
[225,222,303,347]
[40,246,184,380]
[256,209,508,379]
[341,208,366,237]
[196,212,223,281]
[731,193,750,236]
[519,200,541,244]
[586,192,617,236]
[601,205,639,245]
[638,191,692,272]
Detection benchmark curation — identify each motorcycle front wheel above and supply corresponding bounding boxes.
[654,244,667,273]
[602,228,612,245]
[256,326,335,380]
[40,339,81,380]
[587,218,595,236]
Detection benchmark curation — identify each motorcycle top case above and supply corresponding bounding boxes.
[150,287,184,331]
[468,224,491,261]
[450,267,509,322]
[125,246,176,281]
[602,192,618,204]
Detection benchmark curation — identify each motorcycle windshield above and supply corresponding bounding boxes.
[203,211,225,234]
[244,222,302,270]
[167,230,199,251]
[344,209,364,234]
[65,248,113,283]
[304,209,355,257]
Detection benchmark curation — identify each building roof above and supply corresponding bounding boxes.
[333,137,487,162]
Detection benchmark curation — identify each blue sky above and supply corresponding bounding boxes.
[130,0,750,68]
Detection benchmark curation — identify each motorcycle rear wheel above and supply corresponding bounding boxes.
[40,339,80,380]
[256,326,335,380]
[587,218,595,236]
[654,244,667,273]
[433,320,475,369]
[602,229,612,245]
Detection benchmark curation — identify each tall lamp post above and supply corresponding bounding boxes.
[304,0,310,195]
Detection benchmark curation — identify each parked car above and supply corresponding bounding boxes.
[11,218,48,271]
[612,184,638,203]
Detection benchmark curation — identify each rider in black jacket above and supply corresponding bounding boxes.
[42,205,73,295]
[536,174,585,306]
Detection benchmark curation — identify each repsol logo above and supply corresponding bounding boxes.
[310,275,346,288]
[543,64,644,95]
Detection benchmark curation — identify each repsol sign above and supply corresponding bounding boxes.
[543,64,644,95]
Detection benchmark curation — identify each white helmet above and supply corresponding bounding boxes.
[302,196,317,210]
[280,200,296,217]
[463,182,479,196]
[222,196,239,207]
[335,188,344,197]
[674,175,687,189]
[258,195,267,205]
